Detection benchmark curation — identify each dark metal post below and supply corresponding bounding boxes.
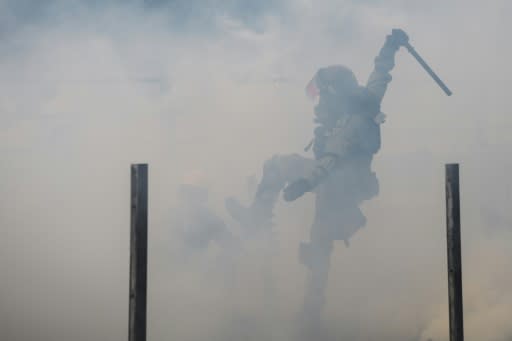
[445,164,464,341]
[129,164,148,341]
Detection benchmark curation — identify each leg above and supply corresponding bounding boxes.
[299,177,367,329]
[226,153,313,231]
[300,236,333,326]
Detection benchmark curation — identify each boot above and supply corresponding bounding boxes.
[226,156,285,231]
[225,196,273,232]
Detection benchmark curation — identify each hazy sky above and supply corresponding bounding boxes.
[1,1,511,340]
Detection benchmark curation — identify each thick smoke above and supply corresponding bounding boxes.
[1,1,511,340]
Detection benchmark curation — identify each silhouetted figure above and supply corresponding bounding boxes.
[226,29,408,331]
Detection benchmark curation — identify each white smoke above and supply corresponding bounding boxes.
[1,1,511,340]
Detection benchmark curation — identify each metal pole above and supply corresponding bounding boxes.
[129,164,148,341]
[404,42,452,96]
[445,163,464,341]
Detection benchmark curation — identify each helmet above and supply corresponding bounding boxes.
[305,65,358,100]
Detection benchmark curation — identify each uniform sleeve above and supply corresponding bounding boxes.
[366,37,400,103]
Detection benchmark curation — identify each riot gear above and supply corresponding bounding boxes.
[226,30,405,326]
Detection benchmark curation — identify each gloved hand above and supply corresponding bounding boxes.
[388,28,409,47]
[283,178,312,202]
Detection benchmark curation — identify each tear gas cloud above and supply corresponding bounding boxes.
[1,1,511,340]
